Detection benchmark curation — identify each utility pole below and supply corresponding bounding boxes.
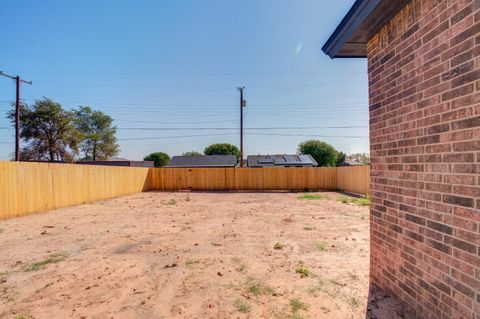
[237,87,246,167]
[0,71,32,161]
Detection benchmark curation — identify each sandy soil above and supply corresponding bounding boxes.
[0,192,410,319]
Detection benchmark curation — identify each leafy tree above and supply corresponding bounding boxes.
[204,143,240,159]
[144,152,170,167]
[182,151,203,156]
[74,106,119,161]
[298,140,338,167]
[336,151,347,166]
[8,98,81,162]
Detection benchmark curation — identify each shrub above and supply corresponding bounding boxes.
[144,152,170,167]
[298,140,338,167]
[204,143,240,159]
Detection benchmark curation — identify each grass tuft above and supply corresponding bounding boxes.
[185,259,200,267]
[234,298,252,313]
[274,242,285,250]
[348,296,359,308]
[295,265,311,278]
[297,193,327,200]
[232,257,247,272]
[23,252,67,272]
[162,199,177,206]
[290,298,308,313]
[246,277,274,296]
[314,242,328,252]
[338,194,370,206]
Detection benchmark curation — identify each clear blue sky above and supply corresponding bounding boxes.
[0,0,368,160]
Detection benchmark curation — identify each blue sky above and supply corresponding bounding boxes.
[0,0,368,160]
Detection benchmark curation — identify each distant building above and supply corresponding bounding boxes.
[77,157,154,168]
[166,155,238,168]
[247,155,318,168]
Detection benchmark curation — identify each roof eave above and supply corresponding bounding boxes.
[322,0,410,59]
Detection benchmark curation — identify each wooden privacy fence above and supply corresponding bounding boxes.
[150,167,339,191]
[0,161,151,220]
[0,162,369,220]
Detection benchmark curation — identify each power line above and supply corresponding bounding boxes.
[246,133,368,138]
[113,118,238,125]
[115,125,368,131]
[0,99,368,109]
[1,70,366,76]
[117,133,237,141]
[117,132,368,142]
[26,80,366,89]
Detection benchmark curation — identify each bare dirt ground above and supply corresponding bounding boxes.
[0,192,410,319]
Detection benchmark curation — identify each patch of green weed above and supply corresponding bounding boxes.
[232,257,246,272]
[246,277,274,296]
[297,194,327,200]
[290,298,308,313]
[295,265,311,278]
[338,194,370,206]
[314,242,328,252]
[185,259,200,267]
[35,282,53,293]
[346,272,359,281]
[23,253,67,272]
[234,298,252,313]
[348,296,359,308]
[162,199,177,206]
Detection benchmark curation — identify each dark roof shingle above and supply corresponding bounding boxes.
[166,155,238,168]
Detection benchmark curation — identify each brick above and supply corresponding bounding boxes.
[451,116,480,130]
[417,135,440,145]
[405,213,426,225]
[426,220,453,235]
[426,238,452,255]
[443,195,475,208]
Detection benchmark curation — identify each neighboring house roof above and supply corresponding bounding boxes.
[322,0,410,58]
[166,155,238,168]
[76,160,154,168]
[247,155,318,168]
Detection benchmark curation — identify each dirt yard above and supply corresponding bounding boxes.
[0,192,409,319]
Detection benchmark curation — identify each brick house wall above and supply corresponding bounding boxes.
[367,0,480,318]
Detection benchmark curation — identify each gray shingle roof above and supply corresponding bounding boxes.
[166,155,238,168]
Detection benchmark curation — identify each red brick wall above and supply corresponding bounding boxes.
[367,0,480,318]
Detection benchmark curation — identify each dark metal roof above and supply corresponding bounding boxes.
[166,155,238,168]
[76,160,154,168]
[322,0,411,58]
[247,155,318,168]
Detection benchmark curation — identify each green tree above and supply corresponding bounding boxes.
[298,140,338,167]
[144,152,170,167]
[7,98,81,162]
[336,151,347,166]
[74,106,119,161]
[204,143,240,159]
[182,151,203,156]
